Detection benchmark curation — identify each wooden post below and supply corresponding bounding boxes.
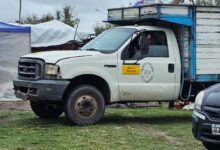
[168,101,175,109]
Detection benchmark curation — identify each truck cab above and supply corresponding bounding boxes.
[13,26,180,125]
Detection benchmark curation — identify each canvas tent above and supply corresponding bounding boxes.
[0,22,31,100]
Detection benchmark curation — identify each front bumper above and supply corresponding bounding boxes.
[13,79,70,101]
[192,110,220,144]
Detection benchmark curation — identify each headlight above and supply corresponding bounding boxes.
[194,91,204,111]
[44,64,62,79]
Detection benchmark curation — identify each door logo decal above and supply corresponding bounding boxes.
[122,65,140,75]
[141,62,154,83]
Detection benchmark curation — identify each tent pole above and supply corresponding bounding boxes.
[74,19,80,41]
[19,0,22,23]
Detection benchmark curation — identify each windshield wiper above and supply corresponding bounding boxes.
[86,48,99,51]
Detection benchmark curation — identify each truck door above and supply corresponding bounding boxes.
[118,31,177,101]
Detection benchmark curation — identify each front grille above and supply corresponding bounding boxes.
[204,106,220,121]
[18,59,44,80]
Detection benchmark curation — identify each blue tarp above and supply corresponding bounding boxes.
[0,22,30,33]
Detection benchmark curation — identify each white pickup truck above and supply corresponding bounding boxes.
[13,4,220,125]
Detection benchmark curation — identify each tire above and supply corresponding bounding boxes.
[64,85,105,125]
[203,142,220,150]
[30,101,63,119]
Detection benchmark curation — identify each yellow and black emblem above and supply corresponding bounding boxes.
[122,65,140,75]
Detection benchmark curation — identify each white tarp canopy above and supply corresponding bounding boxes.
[13,20,87,47]
[30,20,83,47]
[0,22,31,100]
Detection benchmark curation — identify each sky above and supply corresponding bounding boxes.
[0,0,138,33]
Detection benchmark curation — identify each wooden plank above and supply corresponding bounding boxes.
[197,12,220,19]
[197,63,220,70]
[197,19,220,26]
[197,48,220,53]
[184,59,189,62]
[197,39,220,45]
[140,6,157,15]
[181,42,189,48]
[197,69,220,75]
[184,47,189,52]
[161,6,189,16]
[184,51,189,56]
[197,33,220,40]
[184,41,189,45]
[183,37,189,41]
[197,7,220,12]
[197,35,220,43]
[197,51,220,74]
[184,60,189,66]
[197,58,220,64]
[197,53,220,59]
[197,44,220,48]
[123,8,139,20]
[108,9,122,20]
[197,26,220,33]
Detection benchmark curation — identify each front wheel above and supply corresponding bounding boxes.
[203,142,220,150]
[30,101,63,118]
[64,85,105,125]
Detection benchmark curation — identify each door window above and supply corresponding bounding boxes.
[122,31,169,60]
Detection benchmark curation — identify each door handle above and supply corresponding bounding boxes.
[168,64,175,73]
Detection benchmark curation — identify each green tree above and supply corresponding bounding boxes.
[19,6,77,27]
[40,14,54,23]
[23,15,39,24]
[93,23,115,35]
[62,6,76,27]
[55,10,62,21]
[215,0,220,5]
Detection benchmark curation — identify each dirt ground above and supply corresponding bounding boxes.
[0,101,31,111]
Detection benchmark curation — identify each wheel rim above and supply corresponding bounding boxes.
[75,95,97,118]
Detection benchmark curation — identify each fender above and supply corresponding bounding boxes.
[57,56,119,102]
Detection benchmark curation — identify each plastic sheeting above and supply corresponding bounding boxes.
[14,20,83,47]
[0,27,31,100]
[10,20,90,48]
[31,20,81,47]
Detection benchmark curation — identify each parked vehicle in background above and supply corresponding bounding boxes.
[13,4,220,126]
[193,84,220,150]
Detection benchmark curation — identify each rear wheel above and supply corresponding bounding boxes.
[203,142,220,150]
[65,85,105,125]
[30,101,63,118]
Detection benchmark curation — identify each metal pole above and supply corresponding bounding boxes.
[19,0,22,23]
[74,19,80,41]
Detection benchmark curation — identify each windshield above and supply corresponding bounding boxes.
[82,28,137,53]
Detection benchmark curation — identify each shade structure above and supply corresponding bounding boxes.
[0,22,31,100]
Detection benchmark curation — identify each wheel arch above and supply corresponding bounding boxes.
[62,74,111,105]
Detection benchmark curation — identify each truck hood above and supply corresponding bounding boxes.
[22,50,101,64]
